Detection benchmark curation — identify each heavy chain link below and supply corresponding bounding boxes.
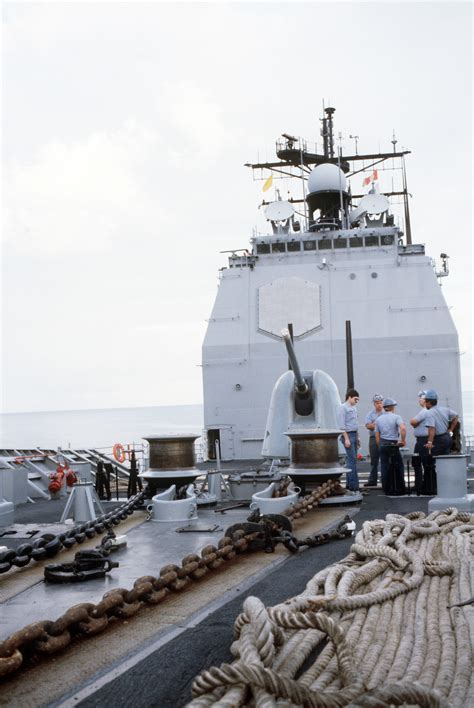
[0,479,346,679]
[0,492,146,576]
[0,530,260,678]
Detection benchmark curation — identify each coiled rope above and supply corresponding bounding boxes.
[189,507,474,707]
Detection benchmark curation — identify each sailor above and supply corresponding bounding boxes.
[364,394,384,488]
[337,388,360,492]
[375,398,407,496]
[424,389,459,456]
[410,391,436,495]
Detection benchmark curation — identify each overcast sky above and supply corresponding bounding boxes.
[1,1,472,414]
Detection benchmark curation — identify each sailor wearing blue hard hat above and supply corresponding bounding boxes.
[364,394,384,488]
[424,389,459,456]
[410,391,436,495]
[374,398,407,496]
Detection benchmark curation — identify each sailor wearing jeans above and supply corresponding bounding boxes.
[410,391,436,495]
[375,398,407,495]
[364,394,384,487]
[424,389,459,456]
[338,388,360,492]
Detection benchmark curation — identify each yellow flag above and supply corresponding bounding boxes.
[262,174,273,192]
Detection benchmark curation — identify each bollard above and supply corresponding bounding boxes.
[428,455,474,512]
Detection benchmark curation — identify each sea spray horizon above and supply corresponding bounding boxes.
[1,393,473,450]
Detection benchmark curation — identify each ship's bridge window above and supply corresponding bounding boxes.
[349,237,363,248]
[381,234,394,245]
[287,241,301,252]
[303,240,316,251]
[271,242,286,253]
[318,238,333,250]
[364,235,379,247]
[256,243,270,254]
[334,238,347,249]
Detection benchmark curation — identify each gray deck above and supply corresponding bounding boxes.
[66,494,431,708]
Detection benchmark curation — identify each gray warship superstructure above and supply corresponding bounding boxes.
[202,106,462,461]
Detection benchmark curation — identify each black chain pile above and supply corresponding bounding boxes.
[0,492,146,575]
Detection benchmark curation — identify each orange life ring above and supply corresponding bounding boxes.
[113,443,126,463]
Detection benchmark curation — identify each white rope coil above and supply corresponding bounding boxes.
[188,508,474,707]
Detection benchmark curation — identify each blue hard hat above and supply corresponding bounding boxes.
[383,397,397,407]
[424,389,438,400]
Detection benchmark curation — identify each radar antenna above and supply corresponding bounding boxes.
[246,105,413,242]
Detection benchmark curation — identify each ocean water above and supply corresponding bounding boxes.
[0,404,204,450]
[0,394,473,451]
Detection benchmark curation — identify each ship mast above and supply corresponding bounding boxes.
[246,105,413,241]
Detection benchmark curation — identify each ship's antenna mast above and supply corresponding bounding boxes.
[320,101,336,158]
[299,137,308,231]
[325,107,336,158]
[337,132,346,228]
[321,100,329,158]
[402,154,412,245]
[349,134,359,154]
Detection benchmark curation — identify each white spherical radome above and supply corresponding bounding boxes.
[307,163,347,194]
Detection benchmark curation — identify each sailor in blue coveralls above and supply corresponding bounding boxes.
[410,391,436,495]
[375,398,407,495]
[337,388,360,492]
[424,389,459,456]
[364,394,384,487]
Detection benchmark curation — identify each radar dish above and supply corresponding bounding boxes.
[265,201,294,222]
[308,163,348,194]
[358,193,389,214]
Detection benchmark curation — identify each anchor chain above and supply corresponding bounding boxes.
[0,491,146,576]
[0,479,347,679]
[0,530,261,678]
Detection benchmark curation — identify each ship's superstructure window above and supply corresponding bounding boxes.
[253,228,399,259]
[287,241,301,252]
[318,238,332,250]
[364,235,379,247]
[350,237,363,248]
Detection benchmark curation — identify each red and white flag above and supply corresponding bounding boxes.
[362,169,378,187]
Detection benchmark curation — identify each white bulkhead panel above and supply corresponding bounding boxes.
[258,277,321,338]
[202,238,462,461]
